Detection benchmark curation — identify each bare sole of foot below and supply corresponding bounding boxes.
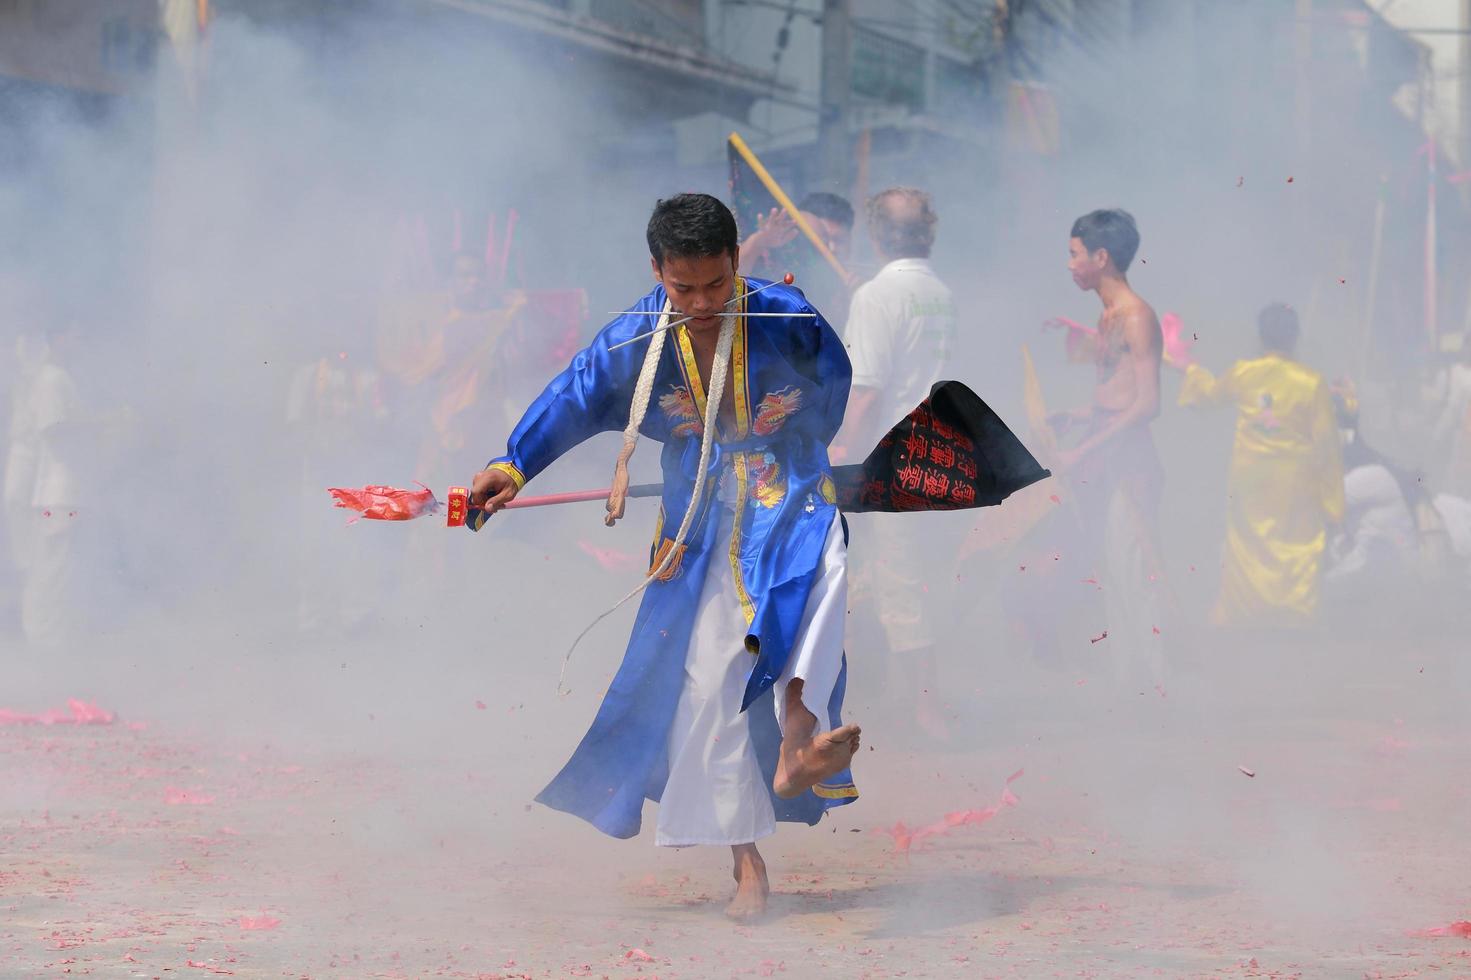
[773,723,861,799]
[725,855,769,921]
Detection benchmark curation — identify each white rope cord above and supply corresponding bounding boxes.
[555,311,737,694]
[617,302,672,477]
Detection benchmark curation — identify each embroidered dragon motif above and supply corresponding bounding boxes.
[753,385,803,436]
[659,385,703,438]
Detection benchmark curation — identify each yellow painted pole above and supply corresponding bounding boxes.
[727,131,850,281]
[1021,344,1056,461]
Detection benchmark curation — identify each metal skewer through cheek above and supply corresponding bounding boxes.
[607,272,796,352]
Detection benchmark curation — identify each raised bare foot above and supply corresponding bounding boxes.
[725,845,769,922]
[773,723,861,799]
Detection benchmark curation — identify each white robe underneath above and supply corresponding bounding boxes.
[654,500,847,847]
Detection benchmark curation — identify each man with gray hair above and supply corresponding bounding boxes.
[835,187,957,737]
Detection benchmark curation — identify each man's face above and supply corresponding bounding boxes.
[452,256,487,309]
[651,249,739,335]
[811,216,852,262]
[1067,237,1106,291]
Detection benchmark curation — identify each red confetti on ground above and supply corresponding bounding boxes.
[880,772,1022,854]
[475,700,487,710]
[1049,494,1061,504]
[0,699,115,727]
[1238,767,1256,778]
[239,913,281,931]
[625,948,655,961]
[1287,176,1295,183]
[1409,921,1471,939]
[326,484,437,523]
[164,787,216,806]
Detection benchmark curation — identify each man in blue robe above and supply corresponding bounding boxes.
[469,193,860,920]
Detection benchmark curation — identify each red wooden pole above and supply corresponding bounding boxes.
[500,483,660,511]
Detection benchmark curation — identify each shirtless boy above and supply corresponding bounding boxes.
[1050,208,1166,688]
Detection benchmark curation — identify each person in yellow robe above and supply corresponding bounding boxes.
[375,252,526,482]
[1173,303,1344,625]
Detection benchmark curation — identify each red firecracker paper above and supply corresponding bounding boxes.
[445,486,469,527]
[327,484,438,523]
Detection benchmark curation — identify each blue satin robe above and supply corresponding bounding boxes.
[484,277,858,839]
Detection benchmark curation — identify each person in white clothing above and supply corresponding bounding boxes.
[10,326,88,646]
[1429,335,1471,495]
[4,332,48,582]
[834,188,957,737]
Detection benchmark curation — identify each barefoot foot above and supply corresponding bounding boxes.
[773,723,861,799]
[725,845,768,922]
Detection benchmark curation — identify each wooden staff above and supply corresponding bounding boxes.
[466,380,1049,531]
[727,131,850,282]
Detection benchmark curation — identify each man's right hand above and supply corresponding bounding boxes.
[470,466,519,516]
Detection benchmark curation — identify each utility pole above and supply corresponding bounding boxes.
[817,0,851,192]
[1462,0,1471,182]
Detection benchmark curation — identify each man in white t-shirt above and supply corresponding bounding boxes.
[834,188,957,737]
[837,189,956,454]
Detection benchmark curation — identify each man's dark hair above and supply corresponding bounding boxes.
[867,187,938,259]
[646,193,739,267]
[1070,208,1140,272]
[1258,302,1300,352]
[798,192,854,230]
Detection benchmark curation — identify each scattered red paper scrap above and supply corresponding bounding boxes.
[475,700,487,710]
[1238,767,1256,778]
[1409,921,1471,939]
[239,913,281,931]
[577,539,640,572]
[880,772,1022,854]
[625,949,655,962]
[1049,494,1061,504]
[165,787,216,806]
[0,699,115,727]
[326,484,438,523]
